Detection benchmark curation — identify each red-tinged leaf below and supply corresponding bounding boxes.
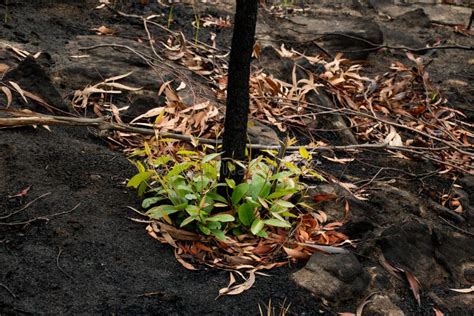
[283,246,310,260]
[378,254,403,280]
[0,63,10,73]
[405,270,421,306]
[252,243,274,255]
[174,249,198,271]
[344,199,350,221]
[8,185,31,198]
[313,193,337,203]
[338,313,355,316]
[433,308,444,316]
[409,105,426,117]
[194,241,213,253]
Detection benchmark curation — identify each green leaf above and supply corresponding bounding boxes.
[167,162,194,178]
[225,178,236,189]
[135,160,145,173]
[231,183,250,206]
[173,202,188,211]
[185,193,198,200]
[185,205,200,216]
[146,205,179,219]
[250,219,264,235]
[274,200,295,209]
[211,229,226,240]
[232,227,244,236]
[270,211,286,221]
[152,155,172,167]
[137,181,147,197]
[180,216,197,227]
[142,196,166,208]
[198,223,211,235]
[281,211,297,218]
[267,188,297,200]
[299,146,310,160]
[283,161,301,174]
[207,214,235,222]
[202,152,222,163]
[306,169,326,181]
[256,230,268,238]
[201,162,218,180]
[177,150,198,156]
[206,192,228,204]
[207,221,222,230]
[249,175,271,200]
[238,202,255,226]
[127,170,153,188]
[264,218,291,228]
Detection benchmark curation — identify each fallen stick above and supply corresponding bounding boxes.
[1,112,472,173]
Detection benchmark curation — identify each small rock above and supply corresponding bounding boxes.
[379,221,447,287]
[4,56,68,112]
[292,252,370,305]
[365,294,404,316]
[247,120,279,145]
[395,8,431,28]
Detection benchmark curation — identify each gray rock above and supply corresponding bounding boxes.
[4,56,68,112]
[379,221,447,287]
[365,294,404,316]
[247,120,280,145]
[292,252,370,304]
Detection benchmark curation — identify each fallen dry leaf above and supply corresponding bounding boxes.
[218,270,256,296]
[8,185,32,198]
[449,285,474,293]
[405,270,421,306]
[93,25,115,35]
[313,193,337,203]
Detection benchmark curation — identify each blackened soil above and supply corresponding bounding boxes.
[1,1,473,315]
[0,127,325,315]
[0,2,325,314]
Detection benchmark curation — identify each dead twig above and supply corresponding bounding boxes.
[0,192,51,219]
[439,216,474,237]
[0,283,17,298]
[1,111,471,173]
[56,247,74,280]
[313,32,473,53]
[0,203,80,226]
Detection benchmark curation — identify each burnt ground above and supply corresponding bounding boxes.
[0,1,473,315]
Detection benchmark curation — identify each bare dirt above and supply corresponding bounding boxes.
[1,1,473,315]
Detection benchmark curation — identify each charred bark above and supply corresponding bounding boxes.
[219,0,258,184]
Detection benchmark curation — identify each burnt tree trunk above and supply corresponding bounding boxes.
[219,0,258,184]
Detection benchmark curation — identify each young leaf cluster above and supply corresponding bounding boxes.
[128,146,322,240]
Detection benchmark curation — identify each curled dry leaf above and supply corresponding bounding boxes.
[378,253,403,280]
[449,285,474,293]
[405,270,421,306]
[283,246,310,260]
[313,193,337,203]
[93,25,115,35]
[354,292,376,316]
[218,270,256,296]
[175,248,198,271]
[0,63,10,73]
[1,86,13,108]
